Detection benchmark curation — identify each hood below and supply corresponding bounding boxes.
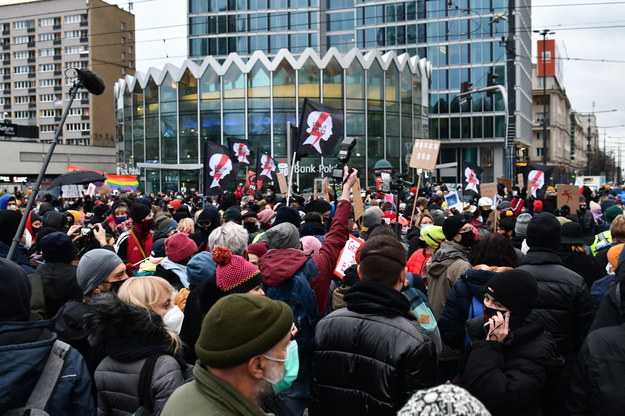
[460,268,507,298]
[42,211,67,231]
[259,248,310,286]
[0,194,15,210]
[83,292,170,348]
[54,300,88,344]
[299,222,327,238]
[427,240,470,278]
[521,249,563,266]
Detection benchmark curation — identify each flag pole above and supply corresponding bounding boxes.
[286,151,297,204]
[409,171,423,230]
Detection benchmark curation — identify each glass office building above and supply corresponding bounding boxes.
[114,48,430,193]
[187,0,533,183]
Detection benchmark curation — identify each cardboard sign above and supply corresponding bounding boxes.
[86,183,96,197]
[334,235,365,279]
[556,184,580,209]
[480,182,498,202]
[323,177,330,201]
[517,173,524,190]
[497,177,512,193]
[276,172,288,195]
[352,180,364,222]
[61,184,82,198]
[444,190,463,211]
[409,139,441,170]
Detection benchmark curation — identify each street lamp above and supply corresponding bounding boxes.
[534,29,555,166]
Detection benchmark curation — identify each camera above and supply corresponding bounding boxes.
[331,137,357,181]
[81,225,92,237]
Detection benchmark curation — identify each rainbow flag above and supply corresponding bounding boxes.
[106,174,139,191]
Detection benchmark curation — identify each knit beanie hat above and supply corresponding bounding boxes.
[257,208,276,225]
[130,203,151,223]
[150,238,166,257]
[165,232,198,263]
[589,201,601,213]
[486,268,537,318]
[430,209,445,226]
[526,212,561,250]
[305,199,332,215]
[156,216,178,235]
[533,200,543,211]
[362,206,384,229]
[397,384,491,416]
[0,210,22,245]
[195,294,293,368]
[265,222,300,249]
[76,249,123,295]
[136,196,152,208]
[187,251,217,287]
[212,246,264,294]
[442,215,467,241]
[605,205,623,223]
[514,213,532,237]
[0,258,32,322]
[273,206,301,227]
[39,231,76,263]
[247,241,269,259]
[420,225,446,248]
[301,236,322,257]
[608,244,625,270]
[223,207,243,223]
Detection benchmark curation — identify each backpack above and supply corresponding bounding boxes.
[265,259,320,353]
[404,287,437,334]
[465,296,483,347]
[5,339,70,416]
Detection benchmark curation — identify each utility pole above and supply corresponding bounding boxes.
[534,29,554,166]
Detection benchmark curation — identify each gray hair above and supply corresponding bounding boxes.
[208,222,248,255]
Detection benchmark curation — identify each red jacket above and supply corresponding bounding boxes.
[406,248,431,278]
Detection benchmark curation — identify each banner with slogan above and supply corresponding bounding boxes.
[409,139,441,170]
[106,174,138,191]
[334,235,365,279]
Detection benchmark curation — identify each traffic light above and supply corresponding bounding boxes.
[487,72,499,97]
[460,81,473,103]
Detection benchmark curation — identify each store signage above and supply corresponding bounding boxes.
[117,166,141,175]
[0,176,27,183]
[293,163,334,174]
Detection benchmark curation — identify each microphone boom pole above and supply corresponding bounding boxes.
[7,81,81,261]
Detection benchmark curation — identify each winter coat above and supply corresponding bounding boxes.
[0,320,96,415]
[310,281,436,416]
[461,318,564,416]
[438,266,512,350]
[406,248,432,278]
[517,249,595,361]
[568,323,625,415]
[556,248,604,288]
[423,240,472,319]
[589,268,625,331]
[84,293,185,416]
[161,363,269,416]
[38,261,82,318]
[54,300,99,374]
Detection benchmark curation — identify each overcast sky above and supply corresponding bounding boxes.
[111,0,625,168]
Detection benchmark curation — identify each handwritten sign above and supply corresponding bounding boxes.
[409,139,441,170]
[334,235,365,279]
[497,177,512,194]
[517,173,524,190]
[61,185,82,198]
[479,182,498,202]
[556,184,579,209]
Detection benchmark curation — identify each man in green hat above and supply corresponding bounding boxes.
[161,294,294,416]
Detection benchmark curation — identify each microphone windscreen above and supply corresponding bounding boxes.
[77,69,106,95]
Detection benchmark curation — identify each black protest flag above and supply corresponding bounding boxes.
[203,141,239,196]
[463,161,483,194]
[255,150,279,188]
[523,165,554,198]
[295,98,343,160]
[227,137,255,166]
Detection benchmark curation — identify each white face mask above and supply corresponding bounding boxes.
[7,205,17,211]
[162,305,184,334]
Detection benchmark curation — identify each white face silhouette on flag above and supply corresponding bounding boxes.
[465,167,479,192]
[209,153,233,188]
[233,142,251,164]
[260,155,276,179]
[303,111,334,154]
[528,170,544,198]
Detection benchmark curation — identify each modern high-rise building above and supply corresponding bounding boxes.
[0,0,135,147]
[187,0,533,183]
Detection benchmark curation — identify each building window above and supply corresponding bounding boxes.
[40,124,57,132]
[128,46,134,54]
[39,33,55,42]
[64,15,81,24]
[39,18,57,27]
[39,48,55,57]
[41,109,59,118]
[40,94,61,102]
[121,36,125,44]
[128,32,132,40]
[15,111,35,119]
[66,61,87,69]
[120,22,126,30]
[14,20,35,30]
[66,122,90,131]
[14,81,35,89]
[40,78,61,87]
[14,95,35,104]
[39,63,59,72]
[14,36,30,44]
[121,52,126,60]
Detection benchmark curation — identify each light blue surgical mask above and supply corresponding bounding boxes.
[262,340,299,394]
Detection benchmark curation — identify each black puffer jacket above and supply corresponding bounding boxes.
[461,318,564,416]
[517,249,595,360]
[84,293,185,416]
[310,281,436,416]
[568,323,625,415]
[38,262,82,318]
[556,248,604,288]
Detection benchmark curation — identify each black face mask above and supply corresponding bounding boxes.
[458,230,477,247]
[105,280,126,293]
[480,209,492,219]
[243,222,258,233]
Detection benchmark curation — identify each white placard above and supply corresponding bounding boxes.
[444,190,463,211]
[61,184,82,198]
[333,235,365,279]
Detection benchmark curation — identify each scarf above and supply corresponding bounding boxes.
[160,259,190,288]
[127,222,154,265]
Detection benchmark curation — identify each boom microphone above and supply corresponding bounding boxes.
[76,69,106,95]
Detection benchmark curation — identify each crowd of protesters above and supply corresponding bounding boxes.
[1,170,624,416]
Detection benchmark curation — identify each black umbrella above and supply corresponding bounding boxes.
[47,170,106,189]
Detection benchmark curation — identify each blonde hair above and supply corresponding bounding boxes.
[118,276,181,353]
[178,217,195,234]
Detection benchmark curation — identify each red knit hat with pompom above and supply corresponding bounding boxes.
[212,246,264,294]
